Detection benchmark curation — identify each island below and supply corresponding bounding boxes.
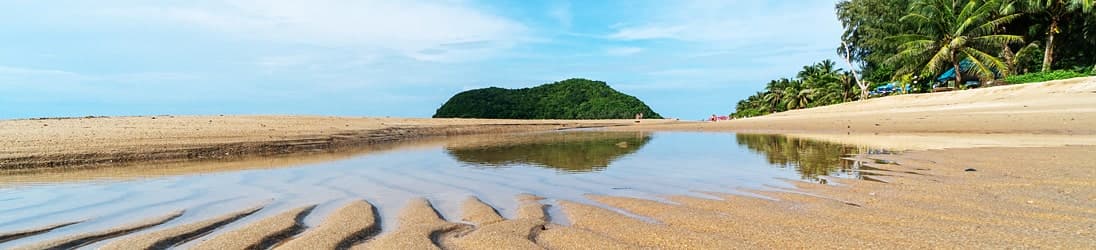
[433,78,663,119]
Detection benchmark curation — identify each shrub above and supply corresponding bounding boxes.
[1004,70,1091,84]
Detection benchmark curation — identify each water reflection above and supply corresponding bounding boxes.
[445,132,651,173]
[735,134,863,183]
[0,131,888,243]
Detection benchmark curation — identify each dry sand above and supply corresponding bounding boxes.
[635,76,1096,134]
[1,78,1094,248]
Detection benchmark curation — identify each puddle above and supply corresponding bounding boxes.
[0,131,880,247]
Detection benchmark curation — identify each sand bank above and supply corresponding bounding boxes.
[0,116,677,171]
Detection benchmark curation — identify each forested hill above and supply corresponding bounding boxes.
[433,78,663,119]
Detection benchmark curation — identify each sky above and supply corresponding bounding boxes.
[0,0,844,120]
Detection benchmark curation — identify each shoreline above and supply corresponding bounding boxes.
[4,77,1091,171]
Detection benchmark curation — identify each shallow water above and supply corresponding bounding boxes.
[0,131,875,248]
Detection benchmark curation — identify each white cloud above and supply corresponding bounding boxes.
[0,65,81,78]
[606,47,644,56]
[607,25,684,40]
[547,1,573,28]
[607,1,840,46]
[98,0,528,62]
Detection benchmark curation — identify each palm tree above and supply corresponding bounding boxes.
[1024,0,1096,72]
[888,0,1024,85]
[763,79,790,112]
[838,71,859,101]
[784,82,813,110]
[1003,42,1043,74]
[799,60,844,105]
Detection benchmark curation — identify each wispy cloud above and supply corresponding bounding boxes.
[0,0,847,120]
[607,25,684,40]
[547,1,573,28]
[98,0,528,62]
[606,47,644,56]
[607,1,839,47]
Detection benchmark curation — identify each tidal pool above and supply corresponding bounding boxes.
[0,131,877,248]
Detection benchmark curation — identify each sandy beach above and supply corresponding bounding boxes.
[1,77,1094,249]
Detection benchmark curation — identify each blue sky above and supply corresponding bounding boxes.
[0,0,843,120]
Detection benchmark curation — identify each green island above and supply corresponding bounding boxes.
[433,78,663,119]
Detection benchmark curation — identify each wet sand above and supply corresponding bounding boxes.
[7,143,1088,249]
[1,78,1094,248]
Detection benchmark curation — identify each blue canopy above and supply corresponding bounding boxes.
[936,59,974,82]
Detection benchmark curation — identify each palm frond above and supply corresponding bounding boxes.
[924,43,954,75]
[1014,42,1041,60]
[971,13,1022,36]
[970,34,1025,47]
[961,47,1008,79]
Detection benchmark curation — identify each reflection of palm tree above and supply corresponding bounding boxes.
[735,134,861,183]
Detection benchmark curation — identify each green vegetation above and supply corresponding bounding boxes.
[1005,69,1093,83]
[732,60,860,118]
[434,78,662,119]
[840,0,1095,78]
[445,132,652,173]
[734,0,1096,117]
[885,0,1022,83]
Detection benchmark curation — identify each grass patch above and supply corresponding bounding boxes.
[1005,70,1092,84]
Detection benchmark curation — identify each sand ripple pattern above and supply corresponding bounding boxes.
[0,138,1092,249]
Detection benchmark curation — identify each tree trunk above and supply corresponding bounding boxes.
[1042,17,1059,72]
[953,61,963,88]
[1002,45,1016,76]
[841,41,869,100]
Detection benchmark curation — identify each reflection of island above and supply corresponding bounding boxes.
[445,132,652,173]
[735,134,861,183]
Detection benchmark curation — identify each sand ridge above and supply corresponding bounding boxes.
[1,146,1092,248]
[191,205,315,250]
[276,200,379,249]
[11,210,183,250]
[101,205,263,250]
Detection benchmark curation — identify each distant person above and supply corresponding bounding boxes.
[710,114,717,122]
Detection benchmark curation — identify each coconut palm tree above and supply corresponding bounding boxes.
[838,71,859,101]
[798,60,844,106]
[784,83,813,110]
[763,79,790,112]
[888,0,1025,84]
[1024,0,1096,72]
